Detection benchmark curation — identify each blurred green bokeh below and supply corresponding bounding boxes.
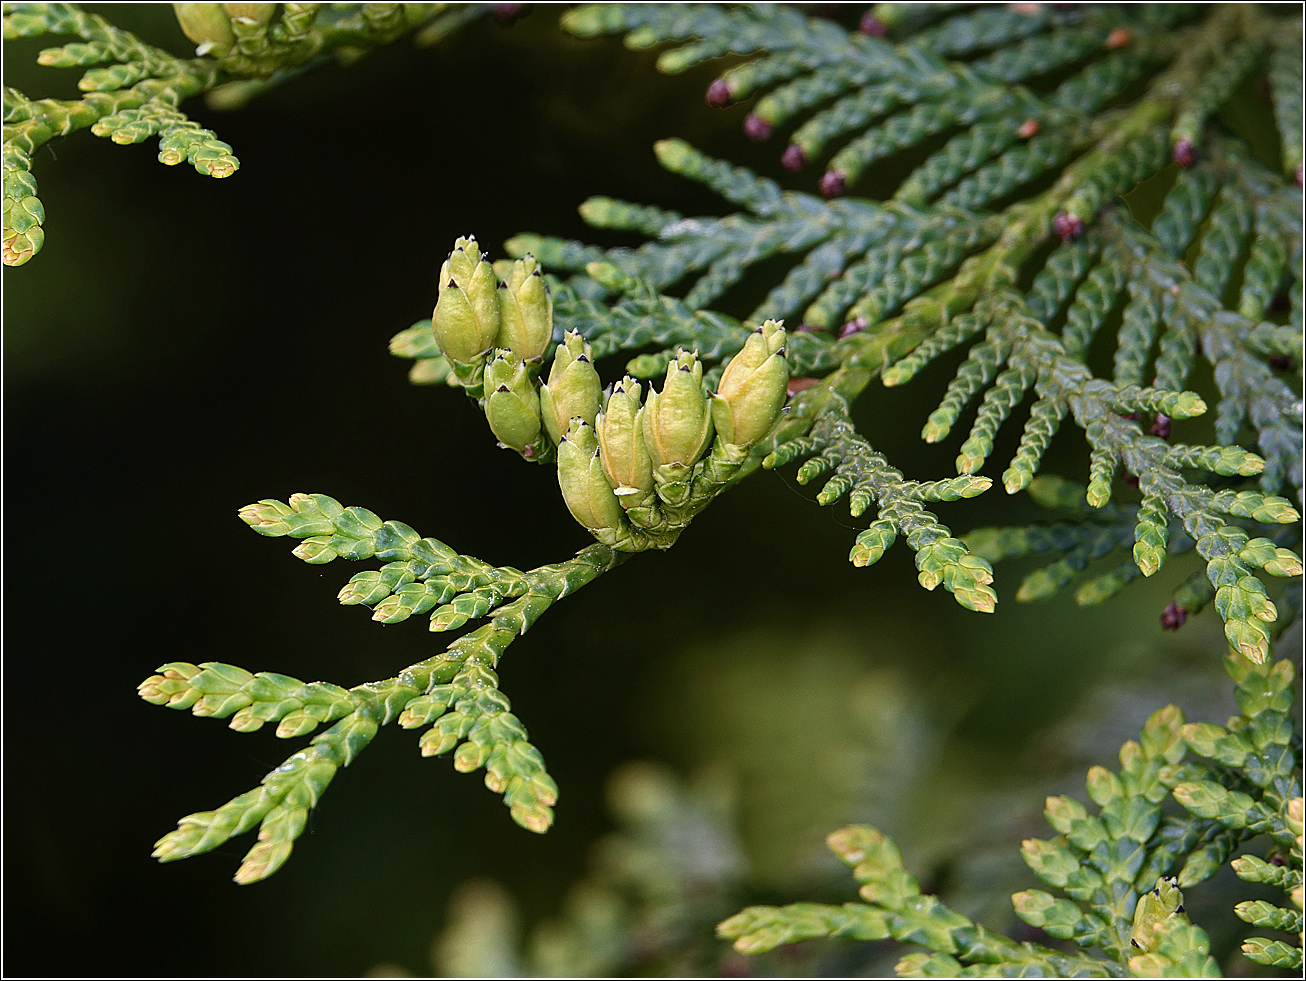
[3,6,1257,977]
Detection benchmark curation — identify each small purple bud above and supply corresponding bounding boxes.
[781,143,806,172]
[706,78,732,108]
[819,169,847,198]
[743,113,773,142]
[1172,137,1196,168]
[1296,164,1303,189]
[492,3,524,25]
[1052,211,1084,241]
[839,317,868,338]
[1122,412,1140,422]
[1122,471,1139,489]
[1270,353,1292,371]
[1160,602,1188,630]
[1150,413,1171,438]
[795,322,824,333]
[859,11,887,36]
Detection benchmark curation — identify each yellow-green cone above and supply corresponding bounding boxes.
[498,255,552,363]
[642,351,714,467]
[483,352,545,459]
[710,320,789,447]
[222,3,276,25]
[434,237,501,367]
[539,331,602,444]
[595,376,654,506]
[173,3,236,52]
[557,419,630,547]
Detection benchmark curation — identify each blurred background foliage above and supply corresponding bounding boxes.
[3,4,1288,976]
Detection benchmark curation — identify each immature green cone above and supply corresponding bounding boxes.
[434,237,501,369]
[711,321,789,447]
[483,352,547,460]
[173,3,236,52]
[539,331,602,444]
[557,419,630,547]
[595,377,655,507]
[498,255,552,363]
[642,351,714,467]
[223,3,276,25]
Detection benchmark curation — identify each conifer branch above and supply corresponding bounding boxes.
[529,2,1302,656]
[764,404,996,612]
[3,2,493,265]
[140,492,627,881]
[97,1,1298,908]
[719,653,1301,976]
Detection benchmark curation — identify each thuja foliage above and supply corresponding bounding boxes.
[9,1,1299,973]
[720,651,1303,976]
[2,1,501,265]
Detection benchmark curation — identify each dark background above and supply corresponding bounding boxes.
[3,5,1264,976]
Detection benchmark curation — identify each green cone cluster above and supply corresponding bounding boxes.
[431,236,559,459]
[429,238,789,549]
[558,320,790,550]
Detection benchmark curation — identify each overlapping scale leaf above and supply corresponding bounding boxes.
[766,409,995,612]
[138,661,356,738]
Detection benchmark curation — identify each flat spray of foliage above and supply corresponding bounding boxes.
[8,2,1300,974]
[720,651,1302,975]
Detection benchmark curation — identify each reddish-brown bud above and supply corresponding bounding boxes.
[1172,137,1196,168]
[1270,353,1293,371]
[1150,413,1171,438]
[1052,212,1085,241]
[1017,118,1040,139]
[743,113,773,141]
[819,169,847,198]
[706,78,732,108]
[781,143,806,172]
[787,376,820,396]
[492,3,524,25]
[1106,27,1131,49]
[859,11,887,36]
[839,317,868,338]
[1160,602,1188,630]
[1122,471,1139,489]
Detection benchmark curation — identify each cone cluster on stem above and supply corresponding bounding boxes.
[429,237,791,550]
